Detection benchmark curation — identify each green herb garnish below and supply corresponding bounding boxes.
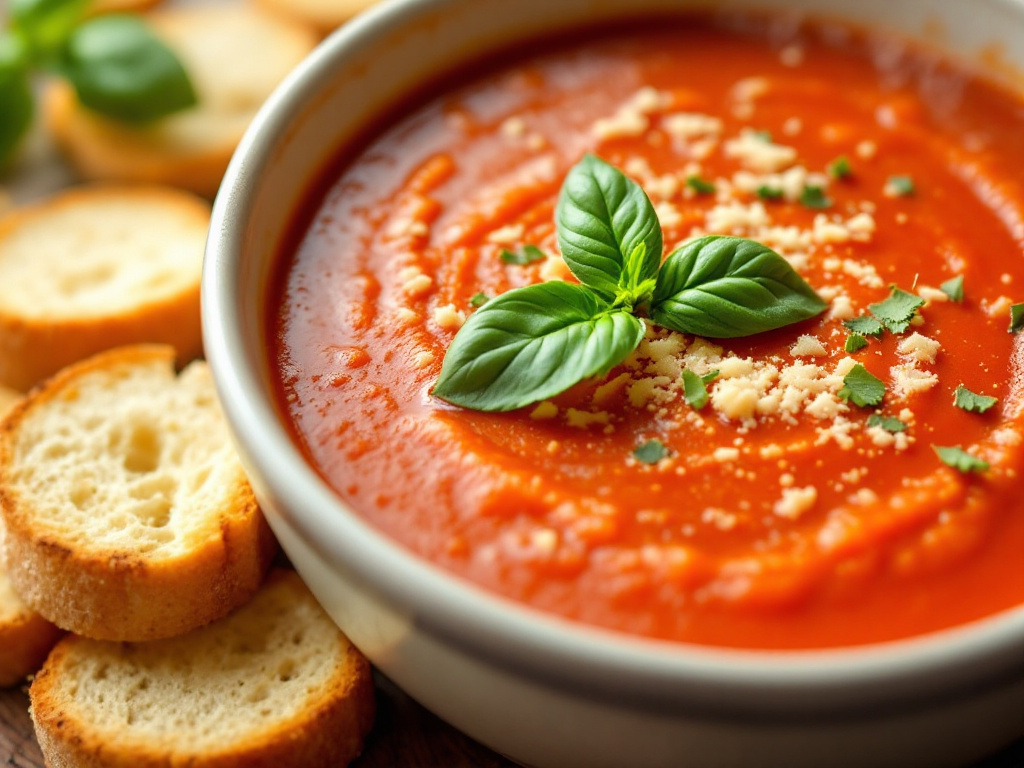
[682,369,713,409]
[433,154,828,411]
[866,414,907,433]
[887,175,915,197]
[933,445,988,473]
[1,0,196,164]
[752,130,773,143]
[940,275,964,302]
[842,316,884,338]
[953,385,998,414]
[633,439,669,464]
[1010,303,1024,333]
[799,185,832,209]
[469,292,490,308]
[844,333,868,353]
[837,363,885,408]
[500,244,546,265]
[686,175,716,195]
[868,286,924,334]
[827,155,852,180]
[756,185,784,201]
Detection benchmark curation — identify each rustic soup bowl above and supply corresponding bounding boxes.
[202,0,1024,766]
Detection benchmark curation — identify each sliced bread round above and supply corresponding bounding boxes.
[0,185,208,392]
[251,0,379,34]
[44,4,318,198]
[0,345,277,641]
[30,568,376,768]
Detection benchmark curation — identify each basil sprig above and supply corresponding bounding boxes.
[434,154,827,412]
[1,0,196,165]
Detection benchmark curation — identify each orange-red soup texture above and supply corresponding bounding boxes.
[273,15,1024,649]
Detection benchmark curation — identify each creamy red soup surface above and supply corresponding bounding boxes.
[272,14,1024,649]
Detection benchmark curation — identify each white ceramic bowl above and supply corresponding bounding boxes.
[202,1,1024,766]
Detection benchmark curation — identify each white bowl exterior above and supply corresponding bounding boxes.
[203,1,1024,766]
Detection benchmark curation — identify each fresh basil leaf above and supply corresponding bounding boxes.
[756,185,783,201]
[556,153,662,302]
[868,287,924,333]
[844,333,868,353]
[953,385,998,414]
[500,244,546,265]
[866,414,906,433]
[433,281,644,411]
[701,370,720,384]
[633,439,668,464]
[827,155,852,180]
[0,34,34,168]
[887,175,915,197]
[842,316,884,338]
[838,363,885,407]
[686,175,715,195]
[940,275,963,302]
[60,15,197,123]
[650,235,827,338]
[1010,303,1024,333]
[469,292,489,308]
[933,445,988,473]
[799,185,832,209]
[681,369,711,409]
[11,0,89,62]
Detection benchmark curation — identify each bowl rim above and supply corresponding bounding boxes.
[203,0,1024,718]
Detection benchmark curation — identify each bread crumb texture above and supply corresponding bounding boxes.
[30,569,375,768]
[0,345,276,641]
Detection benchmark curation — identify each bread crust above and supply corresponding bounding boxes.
[0,345,278,641]
[251,0,377,34]
[0,185,208,392]
[0,599,63,688]
[30,570,376,768]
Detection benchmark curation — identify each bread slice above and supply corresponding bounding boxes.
[30,568,375,768]
[0,185,209,392]
[0,345,277,641]
[251,0,379,35]
[0,385,20,421]
[44,4,318,198]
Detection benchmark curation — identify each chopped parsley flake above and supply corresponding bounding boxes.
[940,275,964,302]
[827,155,852,179]
[866,414,907,433]
[933,445,989,473]
[1010,303,1024,333]
[469,292,490,307]
[686,175,716,195]
[633,439,669,464]
[953,385,998,414]
[799,185,832,209]
[500,244,546,265]
[756,185,784,201]
[844,333,868,353]
[752,130,773,143]
[682,369,712,409]
[838,363,885,408]
[842,316,885,338]
[887,175,915,197]
[868,287,925,333]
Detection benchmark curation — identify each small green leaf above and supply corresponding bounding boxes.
[838,363,885,408]
[686,175,716,195]
[0,35,34,167]
[60,15,197,123]
[940,275,963,302]
[701,370,720,385]
[650,235,827,338]
[500,245,546,265]
[842,316,884,338]
[799,185,832,209]
[933,445,988,473]
[827,156,852,180]
[844,333,868,353]
[682,369,711,409]
[633,439,669,464]
[868,286,924,333]
[433,281,644,412]
[556,153,662,301]
[1010,303,1024,333]
[11,0,89,62]
[756,185,783,201]
[866,414,907,433]
[752,130,773,143]
[887,175,915,197]
[953,385,998,414]
[469,292,489,308]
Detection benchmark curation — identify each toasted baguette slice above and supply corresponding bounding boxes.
[44,5,318,198]
[0,385,19,421]
[0,185,208,392]
[251,0,378,34]
[0,345,277,641]
[31,569,375,768]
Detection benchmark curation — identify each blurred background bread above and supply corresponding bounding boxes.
[251,0,379,35]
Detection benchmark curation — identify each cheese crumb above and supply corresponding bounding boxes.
[891,364,939,398]
[530,401,558,420]
[433,303,466,331]
[774,486,818,520]
[713,447,741,462]
[565,409,611,428]
[398,266,433,297]
[487,223,525,245]
[896,333,940,364]
[790,335,827,357]
[723,129,798,173]
[663,112,723,139]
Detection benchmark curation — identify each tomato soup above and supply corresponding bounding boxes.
[272,15,1024,649]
